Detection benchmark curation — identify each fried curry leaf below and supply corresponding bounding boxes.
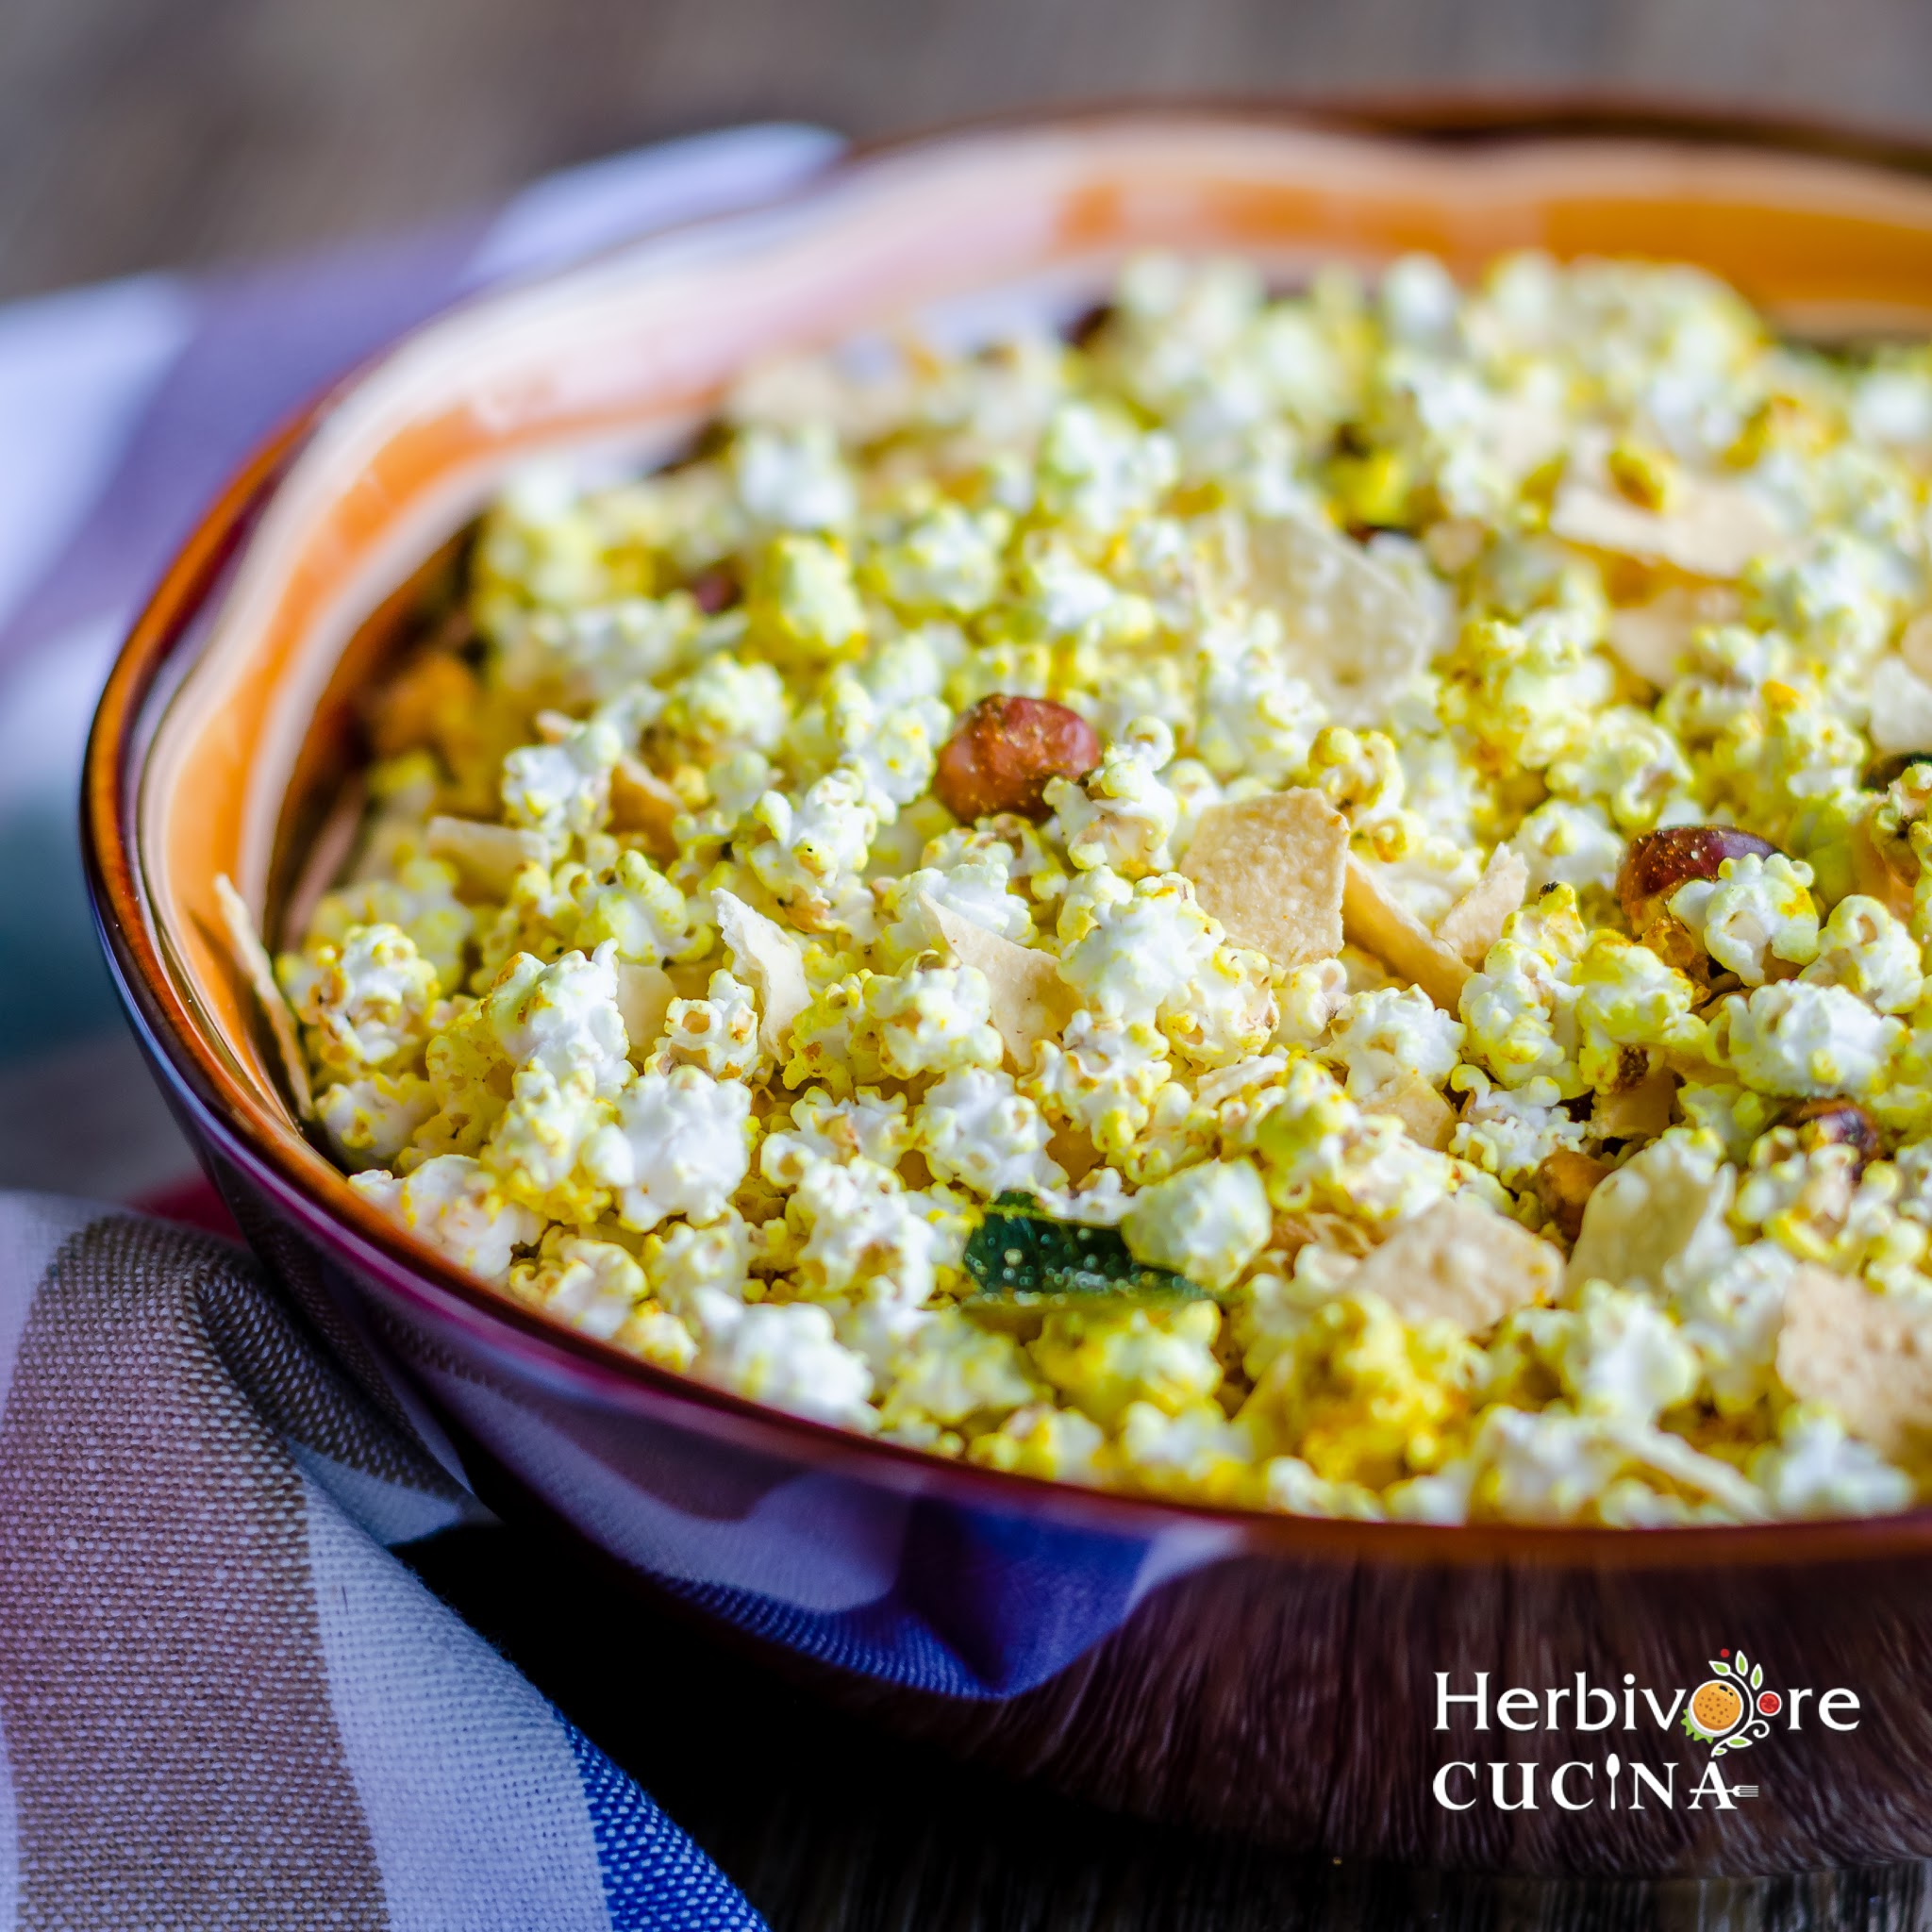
[959,1191,1204,1329]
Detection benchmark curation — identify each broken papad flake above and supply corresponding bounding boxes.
[1181,788,1347,972]
[1341,858,1472,1013]
[1246,513,1432,725]
[1349,1195,1560,1334]
[1777,1266,1932,1463]
[214,873,314,1121]
[922,893,1074,1066]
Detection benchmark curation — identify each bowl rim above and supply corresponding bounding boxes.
[82,94,1932,1573]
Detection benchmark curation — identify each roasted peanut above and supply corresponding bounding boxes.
[933,695,1100,823]
[1789,1096,1882,1174]
[1617,824,1777,929]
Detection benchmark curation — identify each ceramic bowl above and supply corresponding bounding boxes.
[84,107,1932,1876]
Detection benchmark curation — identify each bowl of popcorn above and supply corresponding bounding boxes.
[86,106,1932,1873]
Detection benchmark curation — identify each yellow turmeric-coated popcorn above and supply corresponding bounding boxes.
[273,249,1932,1524]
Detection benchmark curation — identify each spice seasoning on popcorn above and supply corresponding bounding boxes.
[253,248,1932,1526]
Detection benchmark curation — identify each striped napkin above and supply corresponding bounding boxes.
[0,125,842,1929]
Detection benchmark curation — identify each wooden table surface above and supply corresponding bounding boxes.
[8,0,1932,302]
[10,0,1932,1923]
[406,1521,1925,1932]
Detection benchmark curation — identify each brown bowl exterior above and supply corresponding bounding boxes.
[83,108,1932,1876]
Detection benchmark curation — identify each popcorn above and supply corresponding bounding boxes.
[1025,1011,1172,1156]
[1055,870,1220,1024]
[281,923,439,1080]
[315,1072,438,1170]
[482,943,632,1096]
[1541,1280,1700,1424]
[1712,979,1904,1098]
[1046,717,1181,878]
[747,533,867,664]
[1668,851,1820,986]
[915,1069,1065,1198]
[788,1157,957,1307]
[865,960,1004,1079]
[567,851,706,967]
[641,1213,755,1318]
[731,422,856,532]
[483,1063,616,1224]
[306,856,474,994]
[1321,987,1465,1098]
[508,1232,645,1341]
[1749,1407,1915,1518]
[1801,893,1924,1013]
[1121,1158,1272,1291]
[759,1087,910,1187]
[874,1311,1041,1431]
[1509,800,1628,899]
[746,767,878,932]
[350,1155,541,1284]
[500,718,620,850]
[586,1066,754,1231]
[657,970,764,1081]
[291,250,1932,1526]
[691,1297,874,1426]
[967,1404,1108,1484]
[1029,1301,1223,1428]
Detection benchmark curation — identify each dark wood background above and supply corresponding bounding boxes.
[12,0,1932,1923]
[9,0,1932,301]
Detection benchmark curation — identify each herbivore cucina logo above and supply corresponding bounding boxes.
[1431,1648,1860,1811]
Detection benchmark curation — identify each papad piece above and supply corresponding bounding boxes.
[213,873,314,1121]
[1341,858,1471,1013]
[1901,610,1932,684]
[1247,513,1432,725]
[1567,1138,1734,1294]
[1865,656,1932,758]
[1361,1074,1457,1152]
[1349,1195,1559,1334]
[1605,584,1740,687]
[609,755,682,856]
[922,894,1075,1068]
[1551,441,1787,581]
[1434,847,1529,967]
[714,889,811,1060]
[614,962,676,1055]
[1777,1264,1932,1462]
[425,814,549,897]
[1181,788,1347,972]
[1591,1067,1677,1141]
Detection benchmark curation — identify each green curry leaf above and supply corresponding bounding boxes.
[959,1191,1205,1329]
